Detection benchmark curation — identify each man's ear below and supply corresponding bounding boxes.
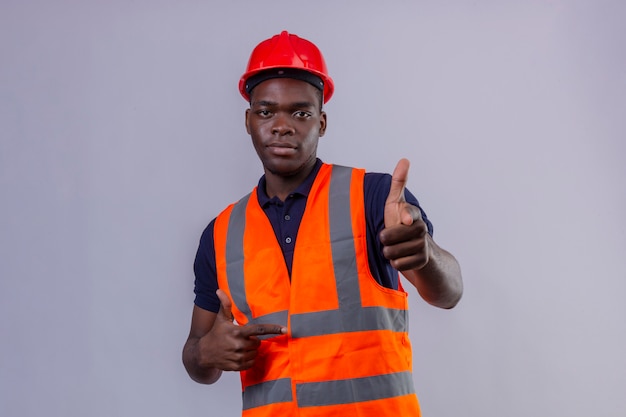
[318,111,327,137]
[245,108,251,134]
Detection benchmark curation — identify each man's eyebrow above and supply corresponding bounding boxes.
[291,101,315,109]
[251,100,277,107]
[251,100,316,109]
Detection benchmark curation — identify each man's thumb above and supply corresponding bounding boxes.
[384,159,411,228]
[387,158,410,205]
[216,289,234,322]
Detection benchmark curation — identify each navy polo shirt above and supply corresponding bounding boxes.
[193,159,433,313]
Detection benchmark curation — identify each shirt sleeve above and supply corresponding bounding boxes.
[193,219,221,313]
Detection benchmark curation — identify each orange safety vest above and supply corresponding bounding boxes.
[214,164,421,416]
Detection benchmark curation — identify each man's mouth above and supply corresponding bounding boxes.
[267,143,296,156]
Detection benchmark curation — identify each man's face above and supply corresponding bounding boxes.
[245,78,327,178]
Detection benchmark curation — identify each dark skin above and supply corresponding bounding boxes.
[182,78,463,384]
[245,78,327,200]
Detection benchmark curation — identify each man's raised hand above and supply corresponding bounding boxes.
[380,159,430,271]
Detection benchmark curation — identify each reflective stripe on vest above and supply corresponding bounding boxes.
[224,165,414,409]
[296,371,414,407]
[242,371,414,410]
[242,378,292,410]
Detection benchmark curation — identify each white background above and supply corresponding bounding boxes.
[1,1,625,416]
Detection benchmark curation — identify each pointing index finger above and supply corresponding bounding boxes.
[241,323,288,338]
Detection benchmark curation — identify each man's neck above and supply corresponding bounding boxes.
[263,162,317,202]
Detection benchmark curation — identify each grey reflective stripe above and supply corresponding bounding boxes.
[243,378,293,410]
[226,193,252,321]
[328,165,362,308]
[290,306,407,337]
[296,371,415,407]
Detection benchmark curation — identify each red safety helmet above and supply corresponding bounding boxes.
[239,31,334,103]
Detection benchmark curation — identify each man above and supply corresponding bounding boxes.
[183,30,463,416]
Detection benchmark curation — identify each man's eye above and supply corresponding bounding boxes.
[294,111,311,118]
[257,110,271,117]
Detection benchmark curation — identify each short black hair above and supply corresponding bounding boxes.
[248,78,324,112]
[244,68,324,97]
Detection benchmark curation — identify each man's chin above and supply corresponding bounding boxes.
[264,160,306,178]
[266,166,299,177]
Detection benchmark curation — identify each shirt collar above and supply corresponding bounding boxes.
[257,158,324,207]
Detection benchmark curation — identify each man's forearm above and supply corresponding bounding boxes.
[403,235,463,309]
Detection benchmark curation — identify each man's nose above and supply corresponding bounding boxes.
[271,114,295,136]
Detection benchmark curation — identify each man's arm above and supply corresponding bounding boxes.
[183,305,222,384]
[395,233,463,309]
[379,159,463,309]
